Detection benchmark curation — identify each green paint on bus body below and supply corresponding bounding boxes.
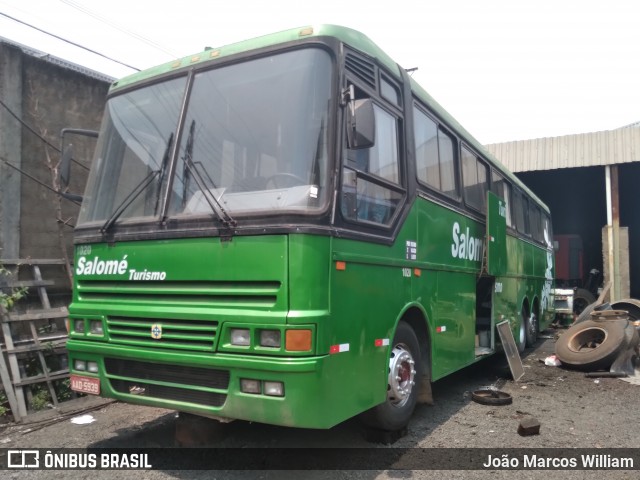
[68,198,553,428]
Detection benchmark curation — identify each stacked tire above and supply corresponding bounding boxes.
[555,307,639,371]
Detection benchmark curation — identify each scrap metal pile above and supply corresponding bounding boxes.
[554,297,640,375]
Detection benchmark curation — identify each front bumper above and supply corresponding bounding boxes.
[67,339,340,429]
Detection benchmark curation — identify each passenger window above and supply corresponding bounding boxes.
[513,189,526,233]
[380,76,401,107]
[513,191,530,236]
[543,213,552,246]
[438,129,457,197]
[491,171,512,227]
[414,107,458,198]
[414,109,439,188]
[461,146,488,213]
[530,205,543,243]
[521,197,530,235]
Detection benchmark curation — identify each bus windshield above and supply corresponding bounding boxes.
[78,48,333,227]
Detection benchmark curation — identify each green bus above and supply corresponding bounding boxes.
[66,25,554,431]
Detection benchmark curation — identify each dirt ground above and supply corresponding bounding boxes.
[1,326,639,479]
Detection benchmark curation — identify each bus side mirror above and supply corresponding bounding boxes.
[346,98,375,149]
[59,127,98,189]
[60,143,73,187]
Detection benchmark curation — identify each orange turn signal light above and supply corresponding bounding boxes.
[286,329,312,351]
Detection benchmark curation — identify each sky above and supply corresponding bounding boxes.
[0,0,638,145]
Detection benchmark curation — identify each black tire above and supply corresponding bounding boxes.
[555,319,628,370]
[573,288,596,316]
[525,311,538,347]
[361,321,421,431]
[574,301,599,324]
[610,299,640,321]
[471,389,512,406]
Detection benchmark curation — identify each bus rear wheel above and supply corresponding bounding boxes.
[517,313,527,353]
[361,321,421,431]
[525,311,538,347]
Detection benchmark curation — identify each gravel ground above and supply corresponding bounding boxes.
[1,327,639,479]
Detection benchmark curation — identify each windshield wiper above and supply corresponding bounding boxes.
[182,120,236,227]
[154,132,174,214]
[101,133,174,234]
[100,169,160,234]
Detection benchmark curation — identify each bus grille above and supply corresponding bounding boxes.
[106,316,219,351]
[105,358,229,408]
[110,379,226,407]
[76,280,281,308]
[104,358,230,389]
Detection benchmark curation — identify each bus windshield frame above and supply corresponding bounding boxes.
[77,47,335,233]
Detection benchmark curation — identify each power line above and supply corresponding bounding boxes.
[0,11,140,72]
[0,98,90,171]
[59,0,179,58]
[1,156,81,206]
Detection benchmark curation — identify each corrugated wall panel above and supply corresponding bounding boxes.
[485,126,640,172]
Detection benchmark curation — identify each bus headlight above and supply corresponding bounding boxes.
[259,330,281,348]
[240,379,261,394]
[230,328,250,346]
[264,381,284,397]
[89,320,104,335]
[74,319,85,333]
[74,360,87,371]
[87,361,99,373]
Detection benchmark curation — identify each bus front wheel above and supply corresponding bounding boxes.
[361,321,421,431]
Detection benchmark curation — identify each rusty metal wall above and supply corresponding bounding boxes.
[485,126,640,173]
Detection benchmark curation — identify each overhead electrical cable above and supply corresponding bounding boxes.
[59,0,179,58]
[0,98,90,170]
[0,11,140,71]
[1,156,81,207]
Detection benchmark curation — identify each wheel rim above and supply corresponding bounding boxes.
[567,326,608,353]
[528,313,537,339]
[387,343,416,408]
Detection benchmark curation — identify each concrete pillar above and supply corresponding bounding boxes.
[602,225,630,300]
[0,43,23,259]
[605,165,627,302]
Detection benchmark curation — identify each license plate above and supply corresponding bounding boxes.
[70,375,100,395]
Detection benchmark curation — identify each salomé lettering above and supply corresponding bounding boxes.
[451,222,483,262]
[76,254,167,281]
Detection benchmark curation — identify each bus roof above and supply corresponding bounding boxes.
[109,24,548,212]
[109,25,395,92]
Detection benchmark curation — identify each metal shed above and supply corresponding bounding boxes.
[485,124,640,300]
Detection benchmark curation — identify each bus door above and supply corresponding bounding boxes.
[475,191,507,356]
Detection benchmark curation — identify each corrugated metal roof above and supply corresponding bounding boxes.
[485,125,640,172]
[0,36,114,84]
